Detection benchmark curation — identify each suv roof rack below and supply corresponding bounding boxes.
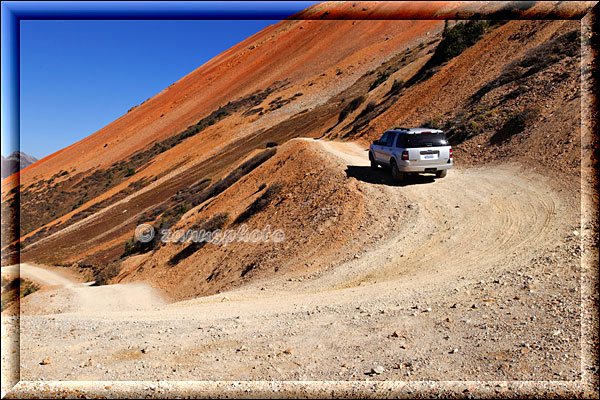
[392,127,444,134]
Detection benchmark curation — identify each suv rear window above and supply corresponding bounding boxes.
[404,133,448,148]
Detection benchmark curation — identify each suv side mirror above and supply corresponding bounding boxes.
[373,140,380,145]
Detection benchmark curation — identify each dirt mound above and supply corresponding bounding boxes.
[115,139,412,300]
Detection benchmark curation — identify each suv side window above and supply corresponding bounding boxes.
[385,132,397,147]
[379,132,389,145]
[395,133,405,148]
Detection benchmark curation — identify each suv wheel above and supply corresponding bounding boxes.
[436,170,447,179]
[369,152,378,170]
[390,160,404,182]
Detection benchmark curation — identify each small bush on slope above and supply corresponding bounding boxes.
[428,20,489,68]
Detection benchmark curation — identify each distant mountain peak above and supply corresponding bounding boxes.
[1,151,38,179]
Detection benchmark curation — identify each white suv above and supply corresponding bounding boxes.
[369,128,452,181]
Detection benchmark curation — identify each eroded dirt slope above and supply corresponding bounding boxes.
[113,139,415,300]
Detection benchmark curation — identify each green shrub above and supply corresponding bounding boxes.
[369,71,391,91]
[124,237,135,254]
[423,115,444,129]
[125,167,136,177]
[490,106,539,144]
[403,20,489,91]
[429,20,489,67]
[177,203,189,216]
[122,225,160,258]
[72,197,85,210]
[20,278,39,298]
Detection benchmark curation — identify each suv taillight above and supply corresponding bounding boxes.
[401,151,409,160]
[449,148,453,159]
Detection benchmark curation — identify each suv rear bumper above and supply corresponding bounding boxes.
[397,162,452,172]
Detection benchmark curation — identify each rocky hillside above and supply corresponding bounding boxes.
[1,1,592,301]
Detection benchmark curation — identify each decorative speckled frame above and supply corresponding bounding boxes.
[1,1,598,398]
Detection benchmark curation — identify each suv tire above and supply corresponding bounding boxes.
[390,160,404,182]
[436,170,447,179]
[369,152,378,170]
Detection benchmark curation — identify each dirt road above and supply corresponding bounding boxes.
[3,140,586,396]
[1,263,78,287]
[1,264,165,316]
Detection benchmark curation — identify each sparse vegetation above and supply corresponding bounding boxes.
[423,115,445,130]
[358,101,376,118]
[16,83,288,242]
[342,100,386,138]
[121,224,161,258]
[92,262,122,286]
[124,237,135,254]
[428,20,489,68]
[400,20,491,91]
[471,30,579,103]
[233,182,283,224]
[21,279,40,297]
[127,148,277,247]
[338,96,365,124]
[414,28,577,147]
[387,79,404,96]
[369,71,391,91]
[426,106,491,144]
[176,203,189,216]
[197,149,277,208]
[168,213,230,266]
[264,92,303,113]
[490,106,540,144]
[1,277,40,312]
[72,197,86,210]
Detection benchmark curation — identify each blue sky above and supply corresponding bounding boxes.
[15,5,317,160]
